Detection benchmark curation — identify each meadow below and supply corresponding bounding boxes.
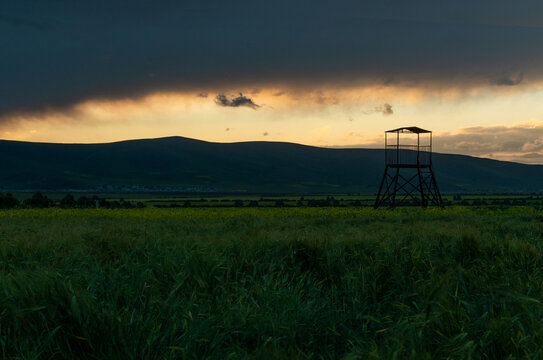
[2,207,543,359]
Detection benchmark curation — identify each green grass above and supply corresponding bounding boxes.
[1,207,543,359]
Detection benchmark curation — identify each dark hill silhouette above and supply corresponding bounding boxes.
[0,136,542,193]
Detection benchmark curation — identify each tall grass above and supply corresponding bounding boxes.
[1,209,543,358]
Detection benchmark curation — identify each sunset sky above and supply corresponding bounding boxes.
[3,1,543,163]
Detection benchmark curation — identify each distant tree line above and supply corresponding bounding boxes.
[1,192,540,210]
[155,196,372,208]
[0,192,145,209]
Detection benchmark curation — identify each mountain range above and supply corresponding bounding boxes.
[0,136,542,193]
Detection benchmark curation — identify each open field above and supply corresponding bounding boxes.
[2,207,543,358]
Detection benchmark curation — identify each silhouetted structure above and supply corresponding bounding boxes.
[374,127,444,209]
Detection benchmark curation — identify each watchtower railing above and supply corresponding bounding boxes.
[385,144,431,166]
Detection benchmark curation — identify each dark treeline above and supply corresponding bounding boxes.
[0,192,145,209]
[154,196,374,208]
[155,196,454,208]
[57,194,144,209]
[1,192,542,209]
[0,192,19,209]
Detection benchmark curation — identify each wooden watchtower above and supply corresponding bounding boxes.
[374,127,444,209]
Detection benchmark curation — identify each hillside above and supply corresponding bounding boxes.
[0,136,542,193]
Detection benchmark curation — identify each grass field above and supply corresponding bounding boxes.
[2,207,543,359]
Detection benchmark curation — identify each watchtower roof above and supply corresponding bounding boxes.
[386,126,431,134]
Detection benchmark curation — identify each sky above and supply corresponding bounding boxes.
[2,1,543,163]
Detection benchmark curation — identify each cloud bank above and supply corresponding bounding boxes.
[2,0,543,117]
[340,121,543,164]
[434,122,543,163]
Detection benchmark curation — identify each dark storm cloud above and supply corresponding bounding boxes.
[493,73,524,86]
[363,103,394,116]
[376,103,394,116]
[215,93,260,109]
[0,14,63,31]
[3,0,543,118]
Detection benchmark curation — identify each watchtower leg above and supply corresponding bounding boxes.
[374,167,388,209]
[417,167,427,208]
[429,167,444,207]
[390,168,400,209]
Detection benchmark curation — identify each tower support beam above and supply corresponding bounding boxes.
[374,166,443,209]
